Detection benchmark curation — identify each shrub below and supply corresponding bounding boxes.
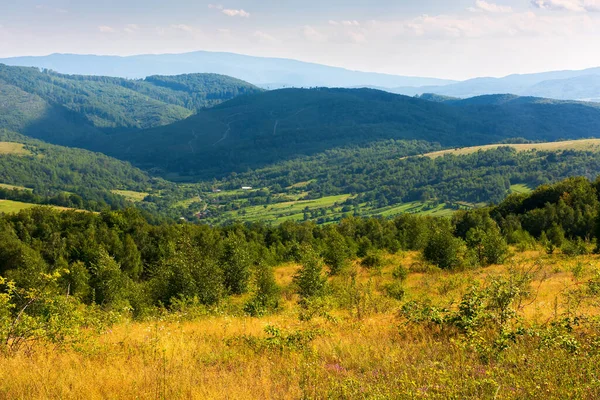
[384,282,405,301]
[424,229,467,270]
[244,264,280,317]
[392,265,409,282]
[293,246,327,299]
[361,251,384,269]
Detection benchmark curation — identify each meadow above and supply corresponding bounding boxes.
[418,139,600,159]
[2,249,599,399]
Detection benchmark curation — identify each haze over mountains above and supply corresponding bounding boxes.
[0,51,455,90]
[393,67,600,102]
[2,51,600,101]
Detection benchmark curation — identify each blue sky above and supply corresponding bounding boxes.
[1,0,600,79]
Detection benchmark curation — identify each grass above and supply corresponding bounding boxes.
[213,194,354,224]
[0,183,31,191]
[111,190,149,202]
[0,142,31,156]
[417,138,600,159]
[1,250,600,398]
[0,200,79,214]
[510,183,534,194]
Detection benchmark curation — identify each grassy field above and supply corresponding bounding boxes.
[510,183,534,194]
[1,250,600,399]
[0,183,31,191]
[0,142,31,156]
[212,194,354,224]
[417,138,600,159]
[0,200,77,214]
[111,189,150,202]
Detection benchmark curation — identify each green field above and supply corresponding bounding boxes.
[510,183,534,194]
[417,139,600,159]
[0,183,31,191]
[111,190,149,202]
[0,200,80,214]
[374,201,455,218]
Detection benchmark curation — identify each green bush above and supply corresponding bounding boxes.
[424,229,467,270]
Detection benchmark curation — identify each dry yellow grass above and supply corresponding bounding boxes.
[414,139,600,159]
[0,142,31,156]
[1,251,600,399]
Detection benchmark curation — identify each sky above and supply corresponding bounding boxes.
[1,0,600,80]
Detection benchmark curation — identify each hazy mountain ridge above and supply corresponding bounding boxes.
[0,51,456,88]
[394,67,600,101]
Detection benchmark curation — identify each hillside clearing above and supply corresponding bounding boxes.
[0,200,81,214]
[415,138,600,159]
[111,190,149,202]
[0,142,31,156]
[0,183,31,191]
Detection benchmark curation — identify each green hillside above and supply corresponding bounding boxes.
[0,130,179,213]
[188,139,600,225]
[0,64,261,144]
[92,88,600,179]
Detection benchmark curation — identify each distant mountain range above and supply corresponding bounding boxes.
[3,51,600,101]
[0,51,455,89]
[393,68,600,101]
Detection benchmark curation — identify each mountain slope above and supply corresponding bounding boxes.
[0,64,261,145]
[0,51,456,88]
[80,88,600,179]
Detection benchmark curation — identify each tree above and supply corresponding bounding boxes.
[466,226,508,266]
[221,233,252,295]
[424,228,466,270]
[244,263,280,317]
[293,246,327,299]
[322,229,352,275]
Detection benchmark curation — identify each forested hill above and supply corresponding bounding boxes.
[91,87,600,179]
[0,64,261,144]
[0,130,177,213]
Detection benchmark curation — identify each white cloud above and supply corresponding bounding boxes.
[532,0,600,12]
[98,25,116,33]
[469,0,513,13]
[171,24,195,33]
[303,25,327,42]
[254,30,278,43]
[124,24,139,34]
[341,20,360,26]
[222,9,250,17]
[209,4,249,17]
[363,10,598,40]
[328,20,339,25]
[348,31,367,43]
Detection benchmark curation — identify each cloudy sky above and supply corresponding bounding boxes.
[1,0,600,79]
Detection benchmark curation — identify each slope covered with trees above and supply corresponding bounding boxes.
[91,88,600,179]
[0,64,261,144]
